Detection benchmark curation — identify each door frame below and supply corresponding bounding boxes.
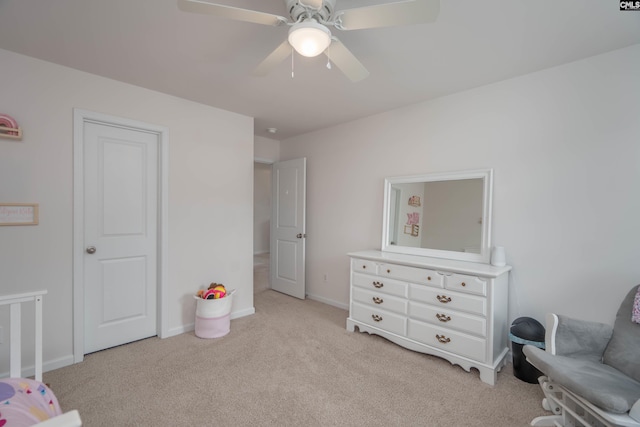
[72,108,169,363]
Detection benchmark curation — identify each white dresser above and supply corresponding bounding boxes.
[347,250,511,385]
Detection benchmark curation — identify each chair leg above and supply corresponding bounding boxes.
[532,376,622,427]
[530,415,563,426]
[538,376,563,415]
[529,376,566,426]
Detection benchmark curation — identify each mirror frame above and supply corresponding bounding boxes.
[381,168,493,264]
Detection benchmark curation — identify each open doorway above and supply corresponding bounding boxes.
[254,161,271,293]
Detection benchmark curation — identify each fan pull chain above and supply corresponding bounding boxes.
[291,47,295,78]
[326,44,332,70]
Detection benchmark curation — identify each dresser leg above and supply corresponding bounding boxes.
[346,318,356,332]
[478,367,497,386]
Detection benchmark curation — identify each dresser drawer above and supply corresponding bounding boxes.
[444,273,486,296]
[353,287,408,315]
[408,319,487,362]
[409,284,486,317]
[408,301,486,337]
[352,273,408,298]
[351,259,377,274]
[352,303,407,336]
[378,263,443,287]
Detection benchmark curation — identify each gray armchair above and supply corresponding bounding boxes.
[523,285,640,427]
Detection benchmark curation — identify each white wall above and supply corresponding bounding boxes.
[253,162,272,254]
[280,44,640,324]
[0,49,254,373]
[254,135,280,162]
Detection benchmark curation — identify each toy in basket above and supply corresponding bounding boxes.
[197,283,227,300]
[194,283,235,339]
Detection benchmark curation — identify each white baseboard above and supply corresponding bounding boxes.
[306,293,348,311]
[166,324,194,337]
[231,307,256,319]
[0,354,76,378]
[45,355,76,373]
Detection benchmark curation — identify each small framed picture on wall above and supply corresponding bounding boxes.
[0,203,39,226]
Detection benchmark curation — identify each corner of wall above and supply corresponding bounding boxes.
[254,135,280,162]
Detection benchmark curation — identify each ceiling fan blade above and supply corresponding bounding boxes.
[325,38,369,82]
[334,0,440,31]
[252,40,293,77]
[178,0,288,26]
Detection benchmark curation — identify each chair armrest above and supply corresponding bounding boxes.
[546,313,613,362]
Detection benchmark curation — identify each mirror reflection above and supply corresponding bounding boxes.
[388,179,483,253]
[382,169,493,263]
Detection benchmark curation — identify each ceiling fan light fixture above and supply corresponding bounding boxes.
[288,20,332,58]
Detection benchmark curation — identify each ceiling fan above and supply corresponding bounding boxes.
[177,0,440,82]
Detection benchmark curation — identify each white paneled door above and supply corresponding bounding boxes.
[83,121,158,354]
[271,158,306,299]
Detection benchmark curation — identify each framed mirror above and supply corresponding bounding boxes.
[381,169,493,263]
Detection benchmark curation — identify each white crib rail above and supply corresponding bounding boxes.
[0,290,47,382]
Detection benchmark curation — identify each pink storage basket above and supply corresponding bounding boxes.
[194,290,234,339]
[195,313,231,338]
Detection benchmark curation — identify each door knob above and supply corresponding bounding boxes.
[86,246,97,254]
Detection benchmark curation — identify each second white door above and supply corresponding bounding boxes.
[270,158,306,299]
[83,120,158,354]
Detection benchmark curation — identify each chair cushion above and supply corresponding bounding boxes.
[632,287,640,324]
[604,285,640,383]
[553,315,612,362]
[525,345,640,413]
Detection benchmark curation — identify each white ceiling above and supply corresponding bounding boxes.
[0,0,638,140]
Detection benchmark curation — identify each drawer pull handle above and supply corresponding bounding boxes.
[427,276,431,281]
[436,334,451,344]
[362,265,367,269]
[373,281,384,288]
[372,297,384,304]
[387,269,391,273]
[437,295,452,303]
[372,314,383,322]
[461,282,466,287]
[436,313,451,322]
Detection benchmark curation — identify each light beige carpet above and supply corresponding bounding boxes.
[45,290,547,426]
